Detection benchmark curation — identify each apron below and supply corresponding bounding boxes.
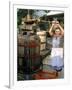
[51,37,64,71]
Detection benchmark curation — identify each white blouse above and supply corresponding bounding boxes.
[52,37,61,48]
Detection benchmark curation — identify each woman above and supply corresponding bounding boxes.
[48,20,64,77]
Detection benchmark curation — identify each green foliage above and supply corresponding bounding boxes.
[17,9,35,27]
[17,9,48,27]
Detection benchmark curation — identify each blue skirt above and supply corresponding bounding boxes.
[51,48,64,71]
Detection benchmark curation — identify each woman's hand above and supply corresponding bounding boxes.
[55,21,59,24]
[52,21,59,28]
[52,21,55,27]
[53,21,60,28]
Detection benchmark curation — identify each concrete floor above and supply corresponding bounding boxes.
[43,55,64,79]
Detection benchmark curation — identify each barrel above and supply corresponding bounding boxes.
[17,33,41,74]
[18,34,24,46]
[17,31,33,57]
[37,31,46,50]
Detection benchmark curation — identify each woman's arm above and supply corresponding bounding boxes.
[58,24,64,36]
[48,24,54,36]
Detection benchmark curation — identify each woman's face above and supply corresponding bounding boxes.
[55,29,61,36]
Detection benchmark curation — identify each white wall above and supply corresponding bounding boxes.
[0,0,72,90]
